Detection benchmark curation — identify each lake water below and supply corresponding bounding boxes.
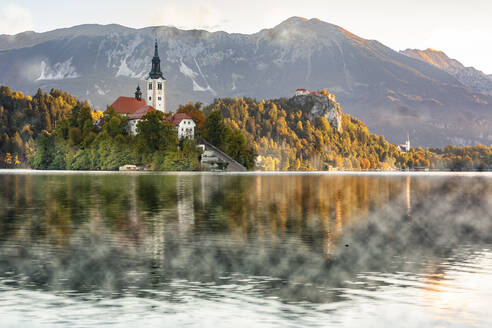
[0,171,492,327]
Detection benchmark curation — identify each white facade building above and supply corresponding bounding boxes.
[169,113,196,139]
[178,118,196,139]
[128,104,155,136]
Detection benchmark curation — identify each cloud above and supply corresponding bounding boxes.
[0,4,34,35]
[152,2,224,31]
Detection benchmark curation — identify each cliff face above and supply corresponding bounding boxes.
[291,94,343,132]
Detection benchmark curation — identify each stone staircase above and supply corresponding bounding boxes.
[197,138,247,172]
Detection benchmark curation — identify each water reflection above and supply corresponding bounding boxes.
[177,175,195,234]
[406,175,411,216]
[0,173,491,327]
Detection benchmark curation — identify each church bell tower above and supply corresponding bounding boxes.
[135,85,142,101]
[146,40,166,112]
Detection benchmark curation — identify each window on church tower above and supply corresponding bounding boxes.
[158,83,162,90]
[149,97,152,101]
[148,83,152,90]
[158,97,162,100]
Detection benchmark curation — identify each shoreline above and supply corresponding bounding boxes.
[0,169,491,177]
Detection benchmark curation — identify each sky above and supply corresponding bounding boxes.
[0,0,491,73]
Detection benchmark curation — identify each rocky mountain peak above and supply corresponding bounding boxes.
[401,48,492,95]
[401,48,463,70]
[262,16,343,43]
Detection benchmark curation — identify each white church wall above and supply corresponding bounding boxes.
[147,78,166,112]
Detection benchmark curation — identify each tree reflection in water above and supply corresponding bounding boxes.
[0,173,491,306]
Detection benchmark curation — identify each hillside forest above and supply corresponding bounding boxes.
[0,86,490,171]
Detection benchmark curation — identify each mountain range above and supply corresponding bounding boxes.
[0,17,491,147]
[401,48,492,96]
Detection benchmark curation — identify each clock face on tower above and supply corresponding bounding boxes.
[146,40,166,112]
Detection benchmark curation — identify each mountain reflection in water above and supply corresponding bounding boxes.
[0,172,491,327]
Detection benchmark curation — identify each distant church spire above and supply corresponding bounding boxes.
[135,85,142,101]
[149,39,164,79]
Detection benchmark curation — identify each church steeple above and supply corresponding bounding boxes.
[146,40,166,112]
[149,40,164,79]
[154,40,159,57]
[135,85,142,101]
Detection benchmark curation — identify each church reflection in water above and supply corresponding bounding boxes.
[0,173,418,258]
[176,175,195,234]
[405,175,411,216]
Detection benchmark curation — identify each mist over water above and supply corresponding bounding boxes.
[0,172,491,327]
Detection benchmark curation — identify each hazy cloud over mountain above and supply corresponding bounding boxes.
[0,4,34,35]
[151,3,225,31]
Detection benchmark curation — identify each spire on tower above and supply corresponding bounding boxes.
[154,39,159,57]
[149,40,164,79]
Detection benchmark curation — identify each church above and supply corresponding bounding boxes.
[397,134,411,153]
[106,41,196,138]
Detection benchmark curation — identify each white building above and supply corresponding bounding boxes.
[398,134,411,153]
[168,113,196,139]
[296,88,310,96]
[127,104,155,135]
[146,40,166,113]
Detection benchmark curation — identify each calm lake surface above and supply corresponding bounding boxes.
[1,171,492,327]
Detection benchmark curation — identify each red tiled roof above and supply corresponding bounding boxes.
[128,106,156,120]
[168,113,192,126]
[109,97,147,115]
